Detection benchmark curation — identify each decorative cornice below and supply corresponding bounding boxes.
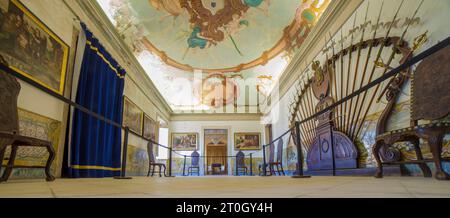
[271,0,364,108]
[170,113,263,122]
[72,0,173,121]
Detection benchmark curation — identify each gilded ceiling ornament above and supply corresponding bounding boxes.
[180,0,249,43]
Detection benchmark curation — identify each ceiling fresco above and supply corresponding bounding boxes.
[97,0,330,112]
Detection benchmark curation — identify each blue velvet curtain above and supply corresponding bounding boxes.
[69,23,126,178]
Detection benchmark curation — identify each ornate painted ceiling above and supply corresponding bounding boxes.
[97,0,330,112]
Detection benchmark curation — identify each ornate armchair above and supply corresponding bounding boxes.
[187,151,200,176]
[373,45,450,180]
[235,151,247,176]
[147,141,166,177]
[0,59,55,183]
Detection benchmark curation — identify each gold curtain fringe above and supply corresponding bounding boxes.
[86,40,125,79]
[71,164,122,171]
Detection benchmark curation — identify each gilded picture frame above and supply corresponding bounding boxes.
[143,114,158,141]
[0,0,69,95]
[171,133,198,151]
[234,132,261,150]
[122,96,143,135]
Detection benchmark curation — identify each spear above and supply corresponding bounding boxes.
[343,11,359,135]
[355,0,424,139]
[338,29,345,132]
[305,87,316,145]
[375,2,426,104]
[350,0,384,140]
[345,1,369,139]
[350,0,404,139]
[329,32,339,127]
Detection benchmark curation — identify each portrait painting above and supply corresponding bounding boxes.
[0,0,69,95]
[234,133,261,150]
[171,133,198,151]
[143,114,158,141]
[122,96,143,135]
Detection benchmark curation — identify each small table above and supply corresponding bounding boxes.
[211,163,222,175]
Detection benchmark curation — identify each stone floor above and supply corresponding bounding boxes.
[0,176,449,198]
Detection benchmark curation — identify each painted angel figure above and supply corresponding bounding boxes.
[148,0,183,23]
[244,0,271,16]
[183,25,217,59]
[225,14,248,37]
[187,26,209,49]
[109,0,133,34]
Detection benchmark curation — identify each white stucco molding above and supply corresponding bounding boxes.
[170,113,263,122]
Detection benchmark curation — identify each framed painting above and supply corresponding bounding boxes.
[234,133,261,150]
[171,133,198,151]
[126,144,149,176]
[122,96,143,135]
[143,114,158,141]
[0,0,69,95]
[204,129,228,147]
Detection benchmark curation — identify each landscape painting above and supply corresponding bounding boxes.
[122,97,143,135]
[234,133,261,150]
[0,0,69,95]
[171,133,198,151]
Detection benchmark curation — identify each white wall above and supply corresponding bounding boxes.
[169,120,266,175]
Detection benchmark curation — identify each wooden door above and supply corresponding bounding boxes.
[204,129,228,175]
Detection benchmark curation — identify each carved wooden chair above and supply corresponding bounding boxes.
[259,142,275,176]
[235,151,247,176]
[0,62,55,183]
[269,138,285,176]
[147,141,166,177]
[373,45,450,180]
[187,151,200,176]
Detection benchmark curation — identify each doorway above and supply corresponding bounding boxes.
[265,124,273,144]
[204,129,228,175]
